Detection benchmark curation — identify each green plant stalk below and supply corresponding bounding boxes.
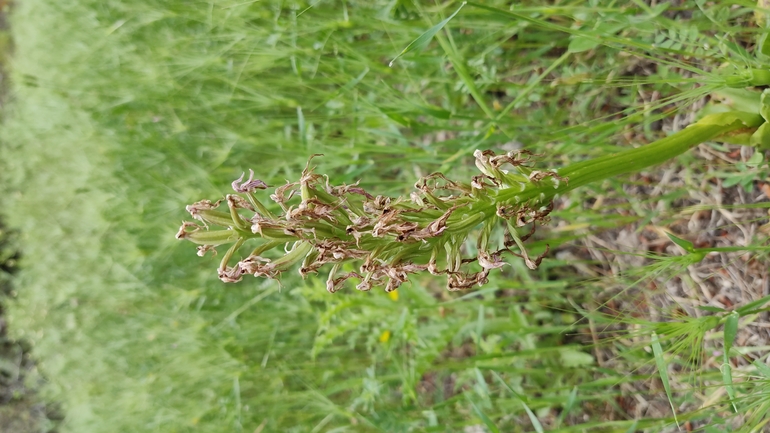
[496,111,764,205]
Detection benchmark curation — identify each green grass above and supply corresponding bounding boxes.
[2,0,770,432]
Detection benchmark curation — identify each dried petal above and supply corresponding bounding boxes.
[326,266,361,293]
[232,169,269,193]
[227,194,255,211]
[478,251,505,271]
[186,199,222,220]
[176,221,201,240]
[197,245,217,257]
[218,265,244,283]
[239,255,278,278]
[270,182,298,208]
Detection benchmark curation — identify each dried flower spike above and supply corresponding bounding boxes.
[177,110,770,292]
[177,150,556,292]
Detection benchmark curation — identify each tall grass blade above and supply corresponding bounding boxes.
[723,311,740,412]
[491,371,544,433]
[466,394,501,433]
[389,2,467,67]
[651,332,679,427]
[313,67,369,111]
[623,420,639,433]
[753,359,770,378]
[556,386,578,428]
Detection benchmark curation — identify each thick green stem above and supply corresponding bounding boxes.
[497,111,764,205]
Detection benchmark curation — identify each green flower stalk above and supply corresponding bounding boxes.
[177,111,764,293]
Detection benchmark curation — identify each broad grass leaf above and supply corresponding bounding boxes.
[568,36,599,53]
[666,232,695,252]
[720,174,745,188]
[723,311,739,356]
[380,108,411,126]
[560,348,594,367]
[412,102,453,120]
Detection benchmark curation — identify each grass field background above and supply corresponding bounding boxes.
[2,1,770,432]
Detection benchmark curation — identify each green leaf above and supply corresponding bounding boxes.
[704,315,722,331]
[723,311,739,357]
[651,332,679,427]
[761,89,770,122]
[700,111,763,128]
[722,363,737,412]
[748,151,764,167]
[473,367,491,398]
[741,176,755,193]
[411,102,453,120]
[380,108,412,127]
[556,386,578,427]
[710,88,762,113]
[753,359,770,378]
[623,420,639,433]
[568,36,600,53]
[755,124,770,151]
[389,2,467,67]
[666,232,695,253]
[721,175,746,188]
[758,1,770,30]
[722,312,739,412]
[736,294,770,315]
[698,306,726,313]
[560,348,594,367]
[651,3,670,16]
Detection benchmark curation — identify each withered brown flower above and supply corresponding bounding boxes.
[178,150,561,292]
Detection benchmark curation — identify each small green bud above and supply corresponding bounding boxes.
[177,226,240,246]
